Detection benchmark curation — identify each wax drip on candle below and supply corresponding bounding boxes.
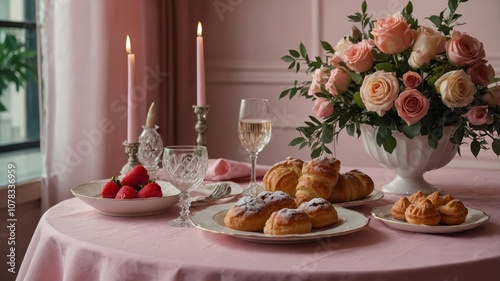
[145,102,156,129]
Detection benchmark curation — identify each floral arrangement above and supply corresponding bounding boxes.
[280,0,500,158]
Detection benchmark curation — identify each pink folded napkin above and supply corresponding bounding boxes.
[204,158,270,181]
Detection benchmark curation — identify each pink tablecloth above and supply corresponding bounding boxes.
[17,167,500,281]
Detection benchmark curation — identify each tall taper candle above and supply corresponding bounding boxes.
[126,35,139,143]
[196,22,206,106]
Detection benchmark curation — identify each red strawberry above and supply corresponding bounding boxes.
[121,165,149,188]
[137,182,163,198]
[101,177,121,198]
[115,185,137,199]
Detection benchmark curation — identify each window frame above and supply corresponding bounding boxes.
[0,0,39,153]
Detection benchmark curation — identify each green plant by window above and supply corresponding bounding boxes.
[0,33,37,112]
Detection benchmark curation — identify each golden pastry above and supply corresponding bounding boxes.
[263,208,312,235]
[391,196,411,221]
[408,191,426,204]
[438,199,468,225]
[263,157,304,197]
[224,196,272,232]
[426,191,447,208]
[328,169,374,203]
[405,199,441,226]
[298,198,338,228]
[295,155,341,206]
[258,190,297,213]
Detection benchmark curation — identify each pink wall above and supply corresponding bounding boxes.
[178,0,500,170]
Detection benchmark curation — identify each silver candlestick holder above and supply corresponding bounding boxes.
[120,140,142,175]
[193,105,210,146]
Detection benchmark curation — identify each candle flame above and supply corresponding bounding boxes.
[197,22,202,37]
[126,35,131,54]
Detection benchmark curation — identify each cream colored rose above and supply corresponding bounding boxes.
[408,26,447,69]
[434,70,476,109]
[360,71,399,116]
[333,36,353,57]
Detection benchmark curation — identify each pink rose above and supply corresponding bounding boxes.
[434,70,476,109]
[445,31,486,67]
[402,71,422,89]
[313,68,329,84]
[325,67,351,95]
[482,85,500,106]
[312,97,334,118]
[464,106,493,126]
[308,79,322,97]
[307,68,329,97]
[395,89,430,126]
[408,26,446,69]
[360,71,399,116]
[466,60,495,87]
[371,12,414,54]
[328,55,342,67]
[343,40,374,72]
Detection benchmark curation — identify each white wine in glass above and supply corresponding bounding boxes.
[238,98,272,196]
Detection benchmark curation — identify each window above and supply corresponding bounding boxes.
[0,0,39,152]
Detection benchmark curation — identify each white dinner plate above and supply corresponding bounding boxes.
[333,190,384,208]
[190,203,370,244]
[191,181,243,200]
[371,204,490,234]
[71,180,180,217]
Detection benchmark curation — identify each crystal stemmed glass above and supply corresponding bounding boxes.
[238,98,272,196]
[162,145,209,227]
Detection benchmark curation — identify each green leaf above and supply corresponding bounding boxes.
[299,43,307,58]
[320,41,334,53]
[280,55,295,63]
[353,91,365,108]
[321,125,334,144]
[426,15,442,28]
[346,123,355,136]
[289,49,300,58]
[382,135,397,154]
[361,0,367,14]
[349,72,363,85]
[289,137,305,146]
[400,122,421,139]
[375,62,396,72]
[492,139,500,156]
[470,139,481,158]
[405,1,413,14]
[279,89,290,99]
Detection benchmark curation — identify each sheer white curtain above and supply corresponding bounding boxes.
[38,0,164,211]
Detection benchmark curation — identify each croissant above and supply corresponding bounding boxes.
[327,169,374,203]
[263,157,305,197]
[295,155,341,206]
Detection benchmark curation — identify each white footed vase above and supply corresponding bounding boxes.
[360,125,458,195]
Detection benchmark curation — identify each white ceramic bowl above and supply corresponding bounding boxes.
[71,180,180,216]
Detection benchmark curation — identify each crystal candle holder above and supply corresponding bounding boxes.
[138,125,163,179]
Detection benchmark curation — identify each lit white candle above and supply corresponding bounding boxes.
[196,22,206,106]
[126,35,139,143]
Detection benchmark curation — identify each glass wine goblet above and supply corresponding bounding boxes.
[162,145,209,227]
[238,98,272,196]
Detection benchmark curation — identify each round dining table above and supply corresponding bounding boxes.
[16,166,500,281]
